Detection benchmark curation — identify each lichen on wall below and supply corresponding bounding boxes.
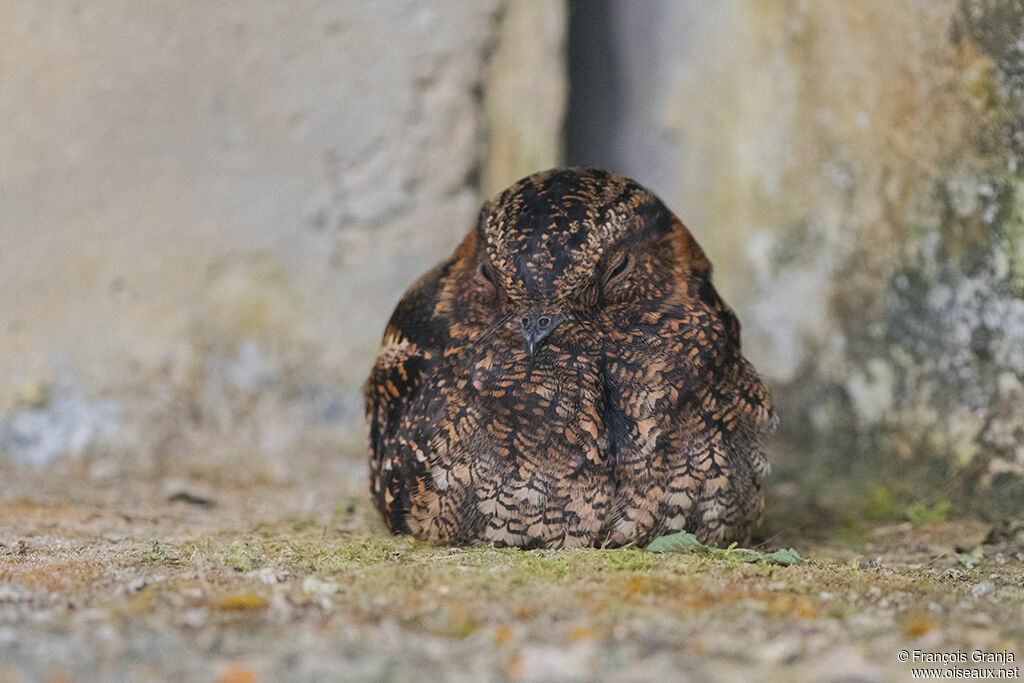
[756,0,1024,515]
[606,0,1024,517]
[864,0,1024,513]
[799,0,1024,516]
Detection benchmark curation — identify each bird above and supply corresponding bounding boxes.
[365,167,775,549]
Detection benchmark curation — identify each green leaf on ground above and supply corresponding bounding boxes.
[646,531,805,566]
[646,531,704,554]
[956,553,979,569]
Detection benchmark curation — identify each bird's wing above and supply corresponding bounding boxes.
[691,271,777,434]
[671,277,777,543]
[365,260,451,532]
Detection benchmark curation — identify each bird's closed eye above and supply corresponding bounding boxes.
[479,263,495,285]
[607,253,631,281]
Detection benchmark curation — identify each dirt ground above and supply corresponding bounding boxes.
[1,456,1022,683]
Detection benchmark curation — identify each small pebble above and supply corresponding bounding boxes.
[183,607,208,628]
[971,580,994,598]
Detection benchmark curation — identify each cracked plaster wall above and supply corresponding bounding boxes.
[5,0,1021,517]
[0,0,566,475]
[581,0,1024,515]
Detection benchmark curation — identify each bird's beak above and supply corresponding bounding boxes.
[519,311,564,356]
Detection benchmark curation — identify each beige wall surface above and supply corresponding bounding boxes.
[592,0,1024,514]
[0,1,565,475]
[3,0,1022,516]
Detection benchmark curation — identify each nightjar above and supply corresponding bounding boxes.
[365,167,775,548]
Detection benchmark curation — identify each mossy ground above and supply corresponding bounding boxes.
[1,460,1022,682]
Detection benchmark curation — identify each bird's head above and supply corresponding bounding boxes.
[449,167,711,356]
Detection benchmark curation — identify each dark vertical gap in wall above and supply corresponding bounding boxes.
[565,0,621,169]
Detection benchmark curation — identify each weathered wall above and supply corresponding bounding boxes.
[572,0,1024,517]
[4,0,1020,518]
[0,1,565,477]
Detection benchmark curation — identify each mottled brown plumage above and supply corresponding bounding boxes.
[365,167,775,548]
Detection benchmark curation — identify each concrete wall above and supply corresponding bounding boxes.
[568,0,1024,516]
[0,1,565,478]
[4,0,1021,518]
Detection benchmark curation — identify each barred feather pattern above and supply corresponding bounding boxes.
[365,167,775,548]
